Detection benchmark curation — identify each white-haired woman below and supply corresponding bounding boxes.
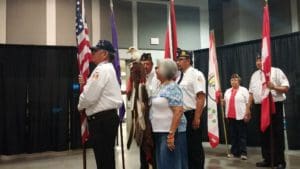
[150,59,187,169]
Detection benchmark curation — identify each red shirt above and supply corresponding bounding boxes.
[228,88,238,119]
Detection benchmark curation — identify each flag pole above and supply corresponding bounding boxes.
[262,1,273,168]
[269,94,274,169]
[77,0,90,168]
[119,119,126,169]
[83,142,87,169]
[110,0,126,168]
[266,0,274,167]
[220,95,230,156]
[81,0,87,167]
[210,30,229,155]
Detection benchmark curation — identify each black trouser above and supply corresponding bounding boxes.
[184,110,205,169]
[88,109,119,169]
[228,119,247,156]
[253,102,285,165]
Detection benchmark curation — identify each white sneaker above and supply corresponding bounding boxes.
[241,155,247,160]
[227,154,234,158]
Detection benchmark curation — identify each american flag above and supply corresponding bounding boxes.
[76,0,91,144]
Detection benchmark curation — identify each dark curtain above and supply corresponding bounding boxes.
[0,45,28,154]
[27,46,75,153]
[193,32,300,149]
[0,45,80,155]
[70,50,81,149]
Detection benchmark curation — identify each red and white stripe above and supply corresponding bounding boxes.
[260,3,275,132]
[76,0,91,144]
[164,0,178,60]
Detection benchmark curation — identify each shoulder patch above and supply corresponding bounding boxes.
[92,72,99,80]
[198,76,203,83]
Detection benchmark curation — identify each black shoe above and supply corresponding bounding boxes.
[276,164,286,169]
[256,161,271,167]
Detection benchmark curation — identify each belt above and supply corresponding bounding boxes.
[87,109,117,121]
[254,101,283,105]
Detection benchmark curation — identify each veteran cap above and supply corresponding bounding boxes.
[140,53,152,61]
[177,49,192,58]
[90,40,115,53]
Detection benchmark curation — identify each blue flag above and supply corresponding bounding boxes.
[110,0,125,120]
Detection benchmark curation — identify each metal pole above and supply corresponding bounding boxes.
[120,121,126,169]
[269,94,274,169]
[83,143,87,169]
[220,99,230,156]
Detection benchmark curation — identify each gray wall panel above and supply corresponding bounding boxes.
[137,2,167,50]
[176,6,200,50]
[56,0,75,46]
[100,0,132,48]
[210,0,224,45]
[269,0,292,36]
[100,0,110,42]
[222,0,241,45]
[298,0,300,29]
[56,0,92,46]
[6,0,46,45]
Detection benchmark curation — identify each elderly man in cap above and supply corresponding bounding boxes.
[248,54,289,169]
[138,53,159,169]
[140,53,160,97]
[176,49,206,169]
[78,40,123,169]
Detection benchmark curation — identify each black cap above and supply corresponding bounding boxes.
[178,50,192,58]
[140,53,152,61]
[90,40,115,53]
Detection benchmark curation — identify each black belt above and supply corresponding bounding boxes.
[87,109,117,121]
[254,101,283,106]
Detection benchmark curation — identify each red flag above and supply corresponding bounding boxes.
[207,31,220,148]
[164,0,178,60]
[260,3,275,132]
[76,0,91,144]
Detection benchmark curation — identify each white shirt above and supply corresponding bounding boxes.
[78,61,123,116]
[224,86,249,120]
[178,66,206,110]
[150,82,186,132]
[146,68,160,98]
[151,97,174,132]
[249,67,289,104]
